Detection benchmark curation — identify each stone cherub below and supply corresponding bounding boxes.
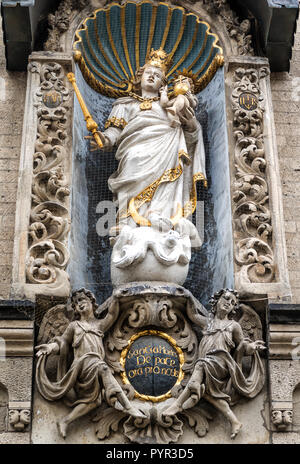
[164,289,266,439]
[160,74,198,128]
[35,288,144,438]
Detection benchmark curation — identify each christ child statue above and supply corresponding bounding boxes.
[160,74,198,128]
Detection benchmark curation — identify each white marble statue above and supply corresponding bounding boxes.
[89,49,207,283]
[91,49,206,237]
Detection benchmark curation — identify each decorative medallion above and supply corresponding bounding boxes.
[42,89,63,108]
[239,92,258,111]
[120,330,184,402]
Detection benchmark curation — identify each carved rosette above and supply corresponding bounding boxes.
[26,62,71,289]
[231,67,275,285]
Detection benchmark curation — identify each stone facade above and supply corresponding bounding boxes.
[0,0,300,446]
[0,25,26,299]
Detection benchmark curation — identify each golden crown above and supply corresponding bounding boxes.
[145,48,172,73]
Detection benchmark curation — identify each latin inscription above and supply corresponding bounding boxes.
[124,335,181,397]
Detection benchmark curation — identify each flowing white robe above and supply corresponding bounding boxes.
[104,97,206,223]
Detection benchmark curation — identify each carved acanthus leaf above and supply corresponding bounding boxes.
[180,405,212,437]
[93,407,126,440]
[123,411,183,444]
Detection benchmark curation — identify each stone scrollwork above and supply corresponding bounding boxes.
[26,62,71,289]
[231,67,275,285]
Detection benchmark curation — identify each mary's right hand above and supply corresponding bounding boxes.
[85,131,109,151]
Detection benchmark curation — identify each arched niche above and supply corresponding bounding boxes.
[67,1,233,305]
[11,0,290,305]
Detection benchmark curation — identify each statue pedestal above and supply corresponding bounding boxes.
[111,250,189,287]
[110,225,193,287]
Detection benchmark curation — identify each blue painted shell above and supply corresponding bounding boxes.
[74,1,224,97]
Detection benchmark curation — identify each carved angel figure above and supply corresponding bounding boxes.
[164,289,265,438]
[35,288,143,438]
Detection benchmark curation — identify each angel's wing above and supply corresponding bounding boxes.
[235,303,263,341]
[37,303,74,344]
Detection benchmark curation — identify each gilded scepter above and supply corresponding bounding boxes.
[67,72,103,149]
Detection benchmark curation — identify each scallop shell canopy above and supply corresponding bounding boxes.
[74,1,224,98]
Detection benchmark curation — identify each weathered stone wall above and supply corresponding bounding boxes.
[271,22,300,303]
[0,22,26,299]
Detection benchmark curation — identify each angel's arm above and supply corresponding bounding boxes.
[98,298,120,333]
[232,322,265,354]
[186,299,207,329]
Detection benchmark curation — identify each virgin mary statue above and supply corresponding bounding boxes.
[94,49,207,244]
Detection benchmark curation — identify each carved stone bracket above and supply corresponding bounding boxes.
[8,402,31,432]
[271,409,293,431]
[269,360,300,432]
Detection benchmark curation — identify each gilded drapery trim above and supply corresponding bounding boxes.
[183,172,207,218]
[118,151,207,226]
[104,116,128,130]
[119,163,183,220]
